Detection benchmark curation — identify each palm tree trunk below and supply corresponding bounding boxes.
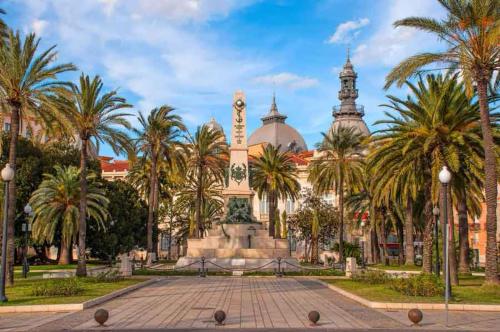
[371,223,381,264]
[311,236,318,264]
[447,187,459,286]
[268,191,276,238]
[338,175,345,265]
[146,154,157,265]
[405,199,415,265]
[457,196,470,274]
[76,138,88,277]
[58,238,71,265]
[476,78,498,284]
[6,103,20,285]
[397,220,404,265]
[195,165,203,239]
[422,186,433,274]
[379,209,388,265]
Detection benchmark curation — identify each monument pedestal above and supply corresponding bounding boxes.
[175,223,300,271]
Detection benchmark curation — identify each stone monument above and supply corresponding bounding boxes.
[175,91,299,271]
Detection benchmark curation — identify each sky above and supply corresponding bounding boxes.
[4,0,446,157]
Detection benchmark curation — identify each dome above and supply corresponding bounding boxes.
[206,117,224,133]
[330,115,370,136]
[248,94,307,153]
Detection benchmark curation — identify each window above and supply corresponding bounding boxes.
[160,234,171,251]
[285,198,295,214]
[259,194,269,215]
[323,193,334,206]
[25,127,32,138]
[473,233,479,246]
[3,123,10,132]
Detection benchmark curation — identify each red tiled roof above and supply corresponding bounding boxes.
[99,157,129,172]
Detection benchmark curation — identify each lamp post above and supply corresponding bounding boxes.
[22,204,32,278]
[1,164,15,302]
[432,206,440,277]
[360,220,366,268]
[439,166,452,326]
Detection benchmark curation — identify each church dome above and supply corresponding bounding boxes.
[248,94,307,153]
[206,117,224,133]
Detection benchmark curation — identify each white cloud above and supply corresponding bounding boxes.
[253,72,318,90]
[328,18,369,44]
[31,19,48,35]
[352,0,445,67]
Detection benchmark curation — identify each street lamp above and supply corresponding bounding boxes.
[360,220,366,268]
[1,163,15,302]
[432,206,440,277]
[22,204,32,278]
[439,166,452,326]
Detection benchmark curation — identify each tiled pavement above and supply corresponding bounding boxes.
[1,277,499,331]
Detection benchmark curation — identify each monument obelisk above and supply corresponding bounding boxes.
[223,91,253,206]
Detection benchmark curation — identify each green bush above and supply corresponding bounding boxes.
[31,278,83,297]
[390,274,444,297]
[93,269,124,282]
[352,270,390,284]
[332,242,361,264]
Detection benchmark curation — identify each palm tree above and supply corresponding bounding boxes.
[372,73,485,279]
[251,144,300,238]
[133,106,185,262]
[62,74,131,276]
[0,9,7,39]
[185,125,227,238]
[384,0,499,283]
[0,31,75,284]
[30,166,109,265]
[309,126,365,265]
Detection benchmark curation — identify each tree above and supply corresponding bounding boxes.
[308,126,365,265]
[87,180,147,263]
[384,0,499,283]
[0,30,75,284]
[288,189,338,263]
[372,74,485,280]
[62,74,131,276]
[0,9,7,39]
[251,144,300,238]
[29,166,108,265]
[185,125,227,238]
[132,106,185,262]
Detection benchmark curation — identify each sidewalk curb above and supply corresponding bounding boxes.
[318,280,500,312]
[0,278,159,313]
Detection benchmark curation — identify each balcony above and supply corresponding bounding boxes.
[332,105,365,117]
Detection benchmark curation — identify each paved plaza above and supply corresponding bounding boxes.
[1,277,499,331]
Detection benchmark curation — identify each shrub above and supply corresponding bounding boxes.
[93,269,123,282]
[332,242,361,264]
[31,278,83,297]
[390,274,444,297]
[351,270,389,284]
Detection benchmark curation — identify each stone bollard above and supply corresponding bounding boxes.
[119,253,132,277]
[345,257,357,277]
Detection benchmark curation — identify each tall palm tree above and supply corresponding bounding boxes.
[185,125,227,238]
[384,0,499,283]
[372,73,485,279]
[251,144,300,238]
[62,74,131,276]
[0,9,7,39]
[0,31,75,284]
[30,166,109,265]
[133,106,185,262]
[309,126,365,265]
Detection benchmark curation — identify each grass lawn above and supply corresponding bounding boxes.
[1,277,147,306]
[14,263,102,271]
[369,264,422,272]
[323,275,500,305]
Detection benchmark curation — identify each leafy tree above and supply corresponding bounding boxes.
[185,125,227,238]
[251,144,300,238]
[87,180,147,263]
[288,189,338,263]
[0,9,7,39]
[0,30,75,284]
[29,166,108,265]
[308,126,365,264]
[61,74,131,276]
[384,0,499,283]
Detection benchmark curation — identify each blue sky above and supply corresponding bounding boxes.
[5,0,445,157]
